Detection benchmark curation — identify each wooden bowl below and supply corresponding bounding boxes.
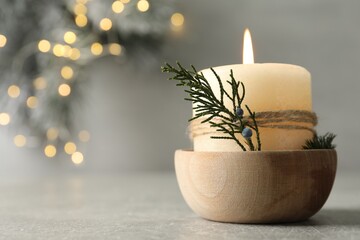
[175,149,337,224]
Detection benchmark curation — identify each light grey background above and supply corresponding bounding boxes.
[1,0,359,175]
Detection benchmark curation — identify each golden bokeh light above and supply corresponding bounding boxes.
[69,48,81,60]
[47,128,59,140]
[0,112,11,126]
[171,13,184,27]
[44,145,57,158]
[64,142,77,155]
[8,85,20,98]
[33,77,47,90]
[61,66,74,80]
[112,1,125,13]
[38,39,51,53]
[99,18,112,31]
[63,45,72,57]
[0,34,6,48]
[74,3,87,15]
[14,135,26,147]
[53,44,65,57]
[58,84,71,97]
[72,151,84,164]
[64,31,77,44]
[120,0,130,3]
[75,15,88,27]
[26,96,38,109]
[91,42,103,55]
[108,43,122,55]
[79,130,90,142]
[137,0,149,12]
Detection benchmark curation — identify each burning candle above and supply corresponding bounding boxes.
[193,29,313,151]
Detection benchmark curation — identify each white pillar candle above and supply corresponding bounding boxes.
[192,29,313,151]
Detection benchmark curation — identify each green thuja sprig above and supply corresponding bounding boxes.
[302,133,336,149]
[161,62,261,151]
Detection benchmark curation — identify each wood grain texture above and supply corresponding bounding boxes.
[175,149,337,224]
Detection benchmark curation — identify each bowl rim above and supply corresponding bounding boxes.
[176,149,336,154]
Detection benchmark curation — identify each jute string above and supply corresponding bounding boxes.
[188,110,318,139]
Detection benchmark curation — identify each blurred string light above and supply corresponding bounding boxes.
[75,14,88,27]
[99,18,112,31]
[108,43,122,56]
[0,0,185,165]
[33,77,47,90]
[26,96,38,109]
[58,83,71,97]
[61,66,74,80]
[137,0,150,12]
[0,112,10,126]
[64,141,77,154]
[14,135,26,147]
[63,31,77,44]
[171,13,184,27]
[79,130,90,142]
[44,144,57,158]
[91,42,103,55]
[112,1,124,13]
[72,151,84,164]
[38,40,51,52]
[0,34,6,47]
[8,85,20,98]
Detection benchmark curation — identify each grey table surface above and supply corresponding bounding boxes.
[0,171,359,240]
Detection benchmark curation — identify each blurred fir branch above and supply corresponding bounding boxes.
[302,133,336,149]
[0,0,182,159]
[162,62,261,151]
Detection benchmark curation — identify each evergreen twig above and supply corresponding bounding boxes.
[162,62,261,151]
[302,133,336,149]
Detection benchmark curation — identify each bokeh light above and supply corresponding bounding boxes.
[46,128,59,140]
[0,34,6,48]
[137,0,149,12]
[14,135,26,147]
[64,142,77,155]
[61,66,74,80]
[38,39,51,52]
[171,13,184,27]
[53,44,65,57]
[69,48,81,60]
[79,130,90,142]
[99,18,112,31]
[75,15,88,27]
[0,113,11,126]
[108,43,122,55]
[44,145,57,158]
[8,85,20,98]
[58,84,71,97]
[26,96,38,109]
[72,151,84,164]
[33,77,47,90]
[74,3,87,15]
[112,1,125,13]
[64,31,77,44]
[91,42,103,55]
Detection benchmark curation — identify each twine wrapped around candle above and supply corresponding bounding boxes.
[188,110,318,139]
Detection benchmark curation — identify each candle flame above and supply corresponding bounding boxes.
[243,28,254,64]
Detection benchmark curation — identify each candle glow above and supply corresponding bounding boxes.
[243,28,254,64]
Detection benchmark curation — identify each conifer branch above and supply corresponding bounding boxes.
[162,62,261,151]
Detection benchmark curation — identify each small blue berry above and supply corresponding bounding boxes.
[236,107,244,117]
[242,127,253,139]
